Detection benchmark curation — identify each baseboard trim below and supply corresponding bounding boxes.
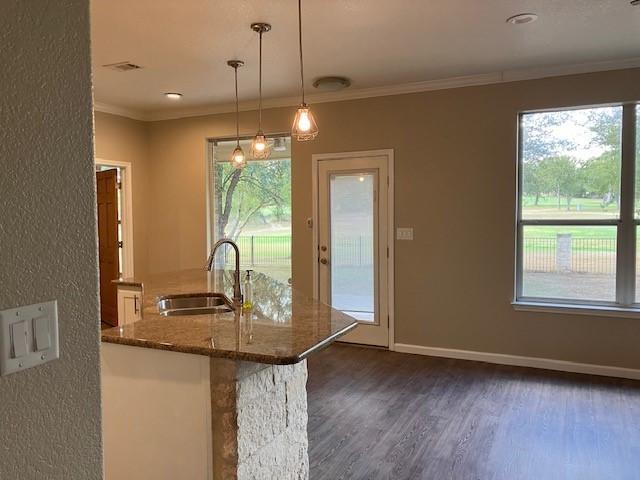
[393,343,640,381]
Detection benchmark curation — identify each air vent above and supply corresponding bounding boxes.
[103,61,142,72]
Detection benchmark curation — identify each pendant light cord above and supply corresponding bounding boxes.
[298,0,305,105]
[259,30,263,130]
[234,65,240,147]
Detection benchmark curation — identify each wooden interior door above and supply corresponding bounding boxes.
[97,169,120,326]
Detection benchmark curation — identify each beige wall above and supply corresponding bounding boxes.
[98,67,640,370]
[0,1,102,478]
[95,111,151,277]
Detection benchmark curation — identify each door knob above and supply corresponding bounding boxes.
[320,245,327,252]
[320,258,328,265]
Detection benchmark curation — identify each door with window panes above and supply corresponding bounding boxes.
[317,154,391,347]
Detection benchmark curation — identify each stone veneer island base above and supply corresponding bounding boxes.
[212,359,309,480]
[101,270,356,480]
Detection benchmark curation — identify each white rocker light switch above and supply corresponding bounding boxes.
[10,321,28,358]
[34,316,51,351]
[0,301,59,376]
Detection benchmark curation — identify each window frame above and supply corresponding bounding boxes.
[514,103,638,311]
[205,134,293,283]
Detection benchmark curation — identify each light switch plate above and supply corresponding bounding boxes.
[396,227,414,241]
[0,300,59,376]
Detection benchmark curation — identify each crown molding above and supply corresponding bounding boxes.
[94,56,640,123]
[93,101,148,121]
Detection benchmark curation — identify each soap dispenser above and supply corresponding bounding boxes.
[242,270,254,312]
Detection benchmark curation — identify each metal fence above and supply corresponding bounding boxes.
[224,235,625,275]
[222,235,292,266]
[222,235,375,267]
[523,236,617,274]
[331,236,374,266]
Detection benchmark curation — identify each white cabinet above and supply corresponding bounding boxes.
[117,286,142,325]
[102,343,212,480]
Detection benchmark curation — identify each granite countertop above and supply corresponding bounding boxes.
[102,269,358,365]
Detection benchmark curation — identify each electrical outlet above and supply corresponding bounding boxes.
[396,227,414,241]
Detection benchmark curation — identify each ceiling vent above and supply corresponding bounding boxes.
[103,61,142,72]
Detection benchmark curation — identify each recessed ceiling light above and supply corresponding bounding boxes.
[164,92,183,100]
[506,13,538,25]
[312,76,351,92]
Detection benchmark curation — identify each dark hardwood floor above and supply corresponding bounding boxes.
[307,344,640,480]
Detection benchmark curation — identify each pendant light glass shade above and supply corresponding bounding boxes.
[292,104,318,141]
[250,23,271,159]
[227,59,246,169]
[231,146,246,168]
[292,0,318,141]
[250,130,269,159]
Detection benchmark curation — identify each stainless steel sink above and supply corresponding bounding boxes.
[157,293,234,316]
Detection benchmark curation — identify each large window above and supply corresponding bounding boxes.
[208,136,292,283]
[516,104,638,309]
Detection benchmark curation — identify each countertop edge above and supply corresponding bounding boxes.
[294,321,359,362]
[101,320,359,365]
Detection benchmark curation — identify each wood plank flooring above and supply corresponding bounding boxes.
[307,344,640,480]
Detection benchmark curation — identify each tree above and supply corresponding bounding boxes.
[587,107,622,155]
[584,107,622,208]
[537,156,584,210]
[214,159,291,240]
[521,111,574,205]
[583,151,620,208]
[522,161,544,206]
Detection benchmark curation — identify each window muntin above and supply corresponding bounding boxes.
[637,227,640,304]
[517,105,637,308]
[636,105,640,220]
[637,107,640,301]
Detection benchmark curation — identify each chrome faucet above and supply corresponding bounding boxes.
[206,238,243,307]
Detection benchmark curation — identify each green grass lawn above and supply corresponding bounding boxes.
[524,225,617,238]
[523,226,619,253]
[522,195,618,213]
[522,195,623,254]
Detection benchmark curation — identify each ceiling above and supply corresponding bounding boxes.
[91,0,640,120]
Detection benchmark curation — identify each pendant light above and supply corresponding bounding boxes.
[227,59,246,169]
[292,0,318,141]
[227,60,247,169]
[250,23,272,159]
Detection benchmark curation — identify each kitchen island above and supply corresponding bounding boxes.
[101,269,357,480]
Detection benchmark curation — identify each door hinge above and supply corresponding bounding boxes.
[117,181,123,190]
[118,241,124,248]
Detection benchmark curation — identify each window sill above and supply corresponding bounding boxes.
[512,301,640,319]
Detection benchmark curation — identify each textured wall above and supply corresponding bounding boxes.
[137,67,640,371]
[94,112,151,277]
[0,1,102,478]
[210,359,309,479]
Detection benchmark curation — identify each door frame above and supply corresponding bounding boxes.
[95,158,135,279]
[311,149,395,350]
